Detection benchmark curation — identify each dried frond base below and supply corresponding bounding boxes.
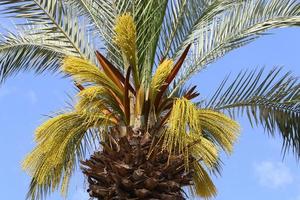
[81,133,193,200]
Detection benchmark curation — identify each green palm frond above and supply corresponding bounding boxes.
[134,0,168,84]
[1,1,299,199]
[207,68,300,157]
[172,0,300,93]
[0,31,63,82]
[157,0,241,61]
[64,0,128,69]
[0,0,94,59]
[63,0,103,33]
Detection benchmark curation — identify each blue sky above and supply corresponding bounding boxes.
[0,21,299,200]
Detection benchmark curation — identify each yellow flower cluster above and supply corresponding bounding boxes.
[151,59,173,95]
[22,113,85,195]
[114,13,137,67]
[162,98,240,197]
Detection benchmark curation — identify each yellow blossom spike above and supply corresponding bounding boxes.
[163,98,240,172]
[75,86,122,125]
[188,135,219,169]
[163,98,201,170]
[151,59,173,97]
[62,56,122,96]
[114,13,139,86]
[76,86,106,111]
[62,56,104,84]
[114,13,136,66]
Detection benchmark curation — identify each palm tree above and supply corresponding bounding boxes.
[0,0,300,199]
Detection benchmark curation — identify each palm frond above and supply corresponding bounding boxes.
[133,0,169,84]
[207,68,300,158]
[0,31,63,82]
[68,0,132,69]
[157,0,240,61]
[63,0,104,34]
[0,0,94,60]
[172,0,300,93]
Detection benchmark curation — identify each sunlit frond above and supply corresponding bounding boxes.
[0,0,94,60]
[134,0,169,85]
[157,0,239,61]
[172,0,300,92]
[63,0,103,34]
[207,68,300,158]
[0,31,63,82]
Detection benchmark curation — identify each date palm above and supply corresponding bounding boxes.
[0,0,300,199]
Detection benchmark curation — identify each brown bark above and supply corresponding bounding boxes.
[81,131,193,200]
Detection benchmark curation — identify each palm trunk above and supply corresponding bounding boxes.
[81,130,193,200]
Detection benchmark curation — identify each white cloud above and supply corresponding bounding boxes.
[289,194,300,200]
[254,161,293,189]
[295,195,300,200]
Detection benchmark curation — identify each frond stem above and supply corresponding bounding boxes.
[33,0,86,58]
